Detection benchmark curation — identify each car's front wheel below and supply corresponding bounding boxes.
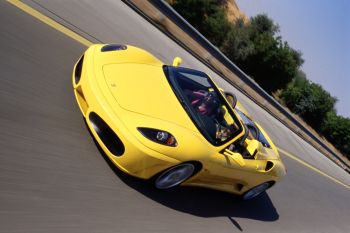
[155,163,195,189]
[242,182,272,200]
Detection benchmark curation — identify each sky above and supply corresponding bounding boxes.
[235,0,350,117]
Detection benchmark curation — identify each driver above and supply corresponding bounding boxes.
[186,89,236,141]
[189,90,220,116]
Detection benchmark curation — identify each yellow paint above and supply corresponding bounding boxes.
[7,0,92,47]
[223,149,245,167]
[172,56,182,67]
[278,147,350,190]
[221,106,234,125]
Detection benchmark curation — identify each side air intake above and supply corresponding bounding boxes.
[89,112,125,156]
[265,161,274,171]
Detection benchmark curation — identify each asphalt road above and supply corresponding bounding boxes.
[0,1,349,233]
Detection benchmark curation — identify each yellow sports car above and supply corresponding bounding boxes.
[72,44,286,200]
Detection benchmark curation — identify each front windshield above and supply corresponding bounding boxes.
[164,66,242,146]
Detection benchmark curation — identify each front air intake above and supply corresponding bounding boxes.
[74,55,84,85]
[101,44,127,52]
[89,112,125,156]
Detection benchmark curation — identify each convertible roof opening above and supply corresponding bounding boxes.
[164,66,242,146]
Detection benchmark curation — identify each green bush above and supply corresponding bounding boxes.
[172,0,230,46]
[321,112,350,159]
[223,15,303,93]
[281,72,337,130]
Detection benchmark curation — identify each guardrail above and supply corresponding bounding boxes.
[123,0,349,173]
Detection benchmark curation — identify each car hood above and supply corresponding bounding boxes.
[103,63,198,132]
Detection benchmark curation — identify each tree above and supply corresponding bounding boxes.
[222,14,303,93]
[321,112,350,158]
[281,72,337,130]
[172,0,230,46]
[249,14,279,37]
[202,8,232,46]
[221,18,253,62]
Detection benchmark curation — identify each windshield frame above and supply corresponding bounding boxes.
[163,66,243,146]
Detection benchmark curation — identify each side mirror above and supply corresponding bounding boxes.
[224,91,237,109]
[172,57,182,67]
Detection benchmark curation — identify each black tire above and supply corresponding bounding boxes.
[241,182,272,200]
[154,163,196,189]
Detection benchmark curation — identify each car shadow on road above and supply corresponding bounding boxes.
[96,145,278,220]
[86,124,279,230]
[114,166,279,222]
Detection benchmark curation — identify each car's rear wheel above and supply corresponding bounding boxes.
[242,182,272,200]
[155,163,195,189]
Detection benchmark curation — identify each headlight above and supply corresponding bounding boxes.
[138,128,177,147]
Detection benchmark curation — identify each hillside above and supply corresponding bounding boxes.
[225,0,248,22]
